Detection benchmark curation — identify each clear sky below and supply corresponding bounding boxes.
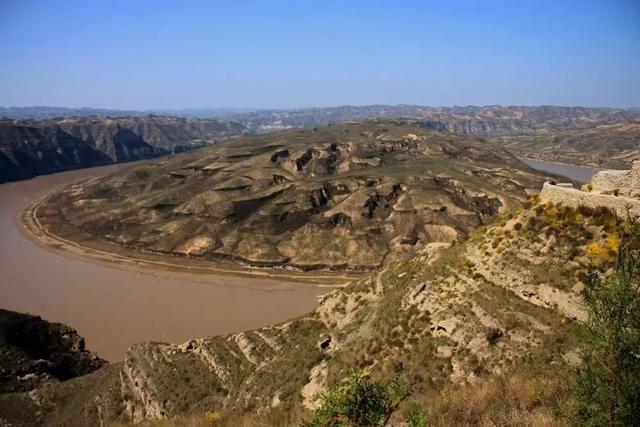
[0,0,638,110]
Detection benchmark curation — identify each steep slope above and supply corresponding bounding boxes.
[500,122,640,168]
[0,116,246,183]
[0,198,624,426]
[33,120,548,272]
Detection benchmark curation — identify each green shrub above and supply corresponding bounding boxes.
[574,219,640,426]
[405,405,428,427]
[303,372,409,427]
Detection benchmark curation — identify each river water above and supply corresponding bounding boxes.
[0,165,329,361]
[521,158,602,183]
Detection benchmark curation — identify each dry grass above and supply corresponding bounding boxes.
[118,407,307,427]
[119,372,572,427]
[412,374,571,427]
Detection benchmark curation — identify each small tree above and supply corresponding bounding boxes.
[304,372,409,427]
[574,219,640,426]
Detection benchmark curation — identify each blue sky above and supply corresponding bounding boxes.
[0,0,638,109]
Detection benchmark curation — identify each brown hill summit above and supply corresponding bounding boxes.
[33,120,548,272]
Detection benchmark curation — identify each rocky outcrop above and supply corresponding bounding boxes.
[589,160,640,198]
[0,116,246,183]
[0,309,105,394]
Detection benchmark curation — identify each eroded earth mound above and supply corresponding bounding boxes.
[35,120,549,271]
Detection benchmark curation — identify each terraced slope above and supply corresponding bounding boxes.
[0,199,626,426]
[35,120,548,271]
[500,122,640,169]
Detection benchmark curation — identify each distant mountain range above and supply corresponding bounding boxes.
[1,105,639,183]
[3,104,639,124]
[231,105,640,136]
[0,106,145,119]
[0,106,262,120]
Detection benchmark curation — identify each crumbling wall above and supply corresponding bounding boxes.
[540,183,640,217]
[589,161,640,198]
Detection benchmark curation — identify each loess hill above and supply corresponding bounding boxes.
[36,120,550,271]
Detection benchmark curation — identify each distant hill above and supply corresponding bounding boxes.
[0,106,145,120]
[3,105,638,183]
[0,106,262,120]
[0,116,246,183]
[501,121,640,168]
[232,105,640,136]
[4,105,640,135]
[150,108,264,118]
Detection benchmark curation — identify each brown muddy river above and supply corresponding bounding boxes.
[0,165,330,361]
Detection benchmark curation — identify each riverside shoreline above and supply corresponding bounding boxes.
[1,165,341,361]
[20,184,360,288]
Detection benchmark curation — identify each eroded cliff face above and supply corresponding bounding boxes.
[0,199,622,426]
[0,116,246,183]
[0,309,105,395]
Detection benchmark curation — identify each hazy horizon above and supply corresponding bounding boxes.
[2,103,639,112]
[1,0,639,110]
